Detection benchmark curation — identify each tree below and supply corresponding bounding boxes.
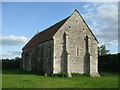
[15,57,21,61]
[98,45,110,55]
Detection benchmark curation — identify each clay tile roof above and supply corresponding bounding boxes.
[22,16,70,53]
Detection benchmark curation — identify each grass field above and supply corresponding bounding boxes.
[2,69,118,88]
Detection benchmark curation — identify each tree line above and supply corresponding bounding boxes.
[2,57,21,69]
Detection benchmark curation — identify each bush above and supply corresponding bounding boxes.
[71,73,90,77]
[49,73,90,77]
[51,72,68,77]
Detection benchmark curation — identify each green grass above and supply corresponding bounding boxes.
[2,69,118,88]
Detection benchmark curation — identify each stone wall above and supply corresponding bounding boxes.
[53,11,99,76]
[22,40,54,74]
[37,40,54,74]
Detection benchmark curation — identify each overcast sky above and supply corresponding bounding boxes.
[0,2,118,59]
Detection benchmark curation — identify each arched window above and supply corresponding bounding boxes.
[85,35,89,53]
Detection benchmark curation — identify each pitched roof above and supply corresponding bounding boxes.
[22,16,70,53]
[22,9,98,53]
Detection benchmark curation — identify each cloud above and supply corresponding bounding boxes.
[8,50,22,55]
[83,4,90,9]
[82,4,94,19]
[96,4,118,22]
[105,42,118,46]
[0,53,12,59]
[82,3,118,44]
[0,35,28,45]
[0,50,22,59]
[98,40,118,47]
[95,4,118,42]
[82,12,94,19]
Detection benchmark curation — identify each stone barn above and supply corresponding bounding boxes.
[21,9,100,77]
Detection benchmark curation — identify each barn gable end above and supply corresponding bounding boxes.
[22,9,100,77]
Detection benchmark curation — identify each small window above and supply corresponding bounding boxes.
[76,47,79,56]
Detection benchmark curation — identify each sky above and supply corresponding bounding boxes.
[0,2,118,59]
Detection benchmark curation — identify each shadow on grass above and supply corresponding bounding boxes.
[2,69,42,76]
[99,71,118,77]
[3,69,118,78]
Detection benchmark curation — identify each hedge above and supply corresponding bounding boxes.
[98,53,119,72]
